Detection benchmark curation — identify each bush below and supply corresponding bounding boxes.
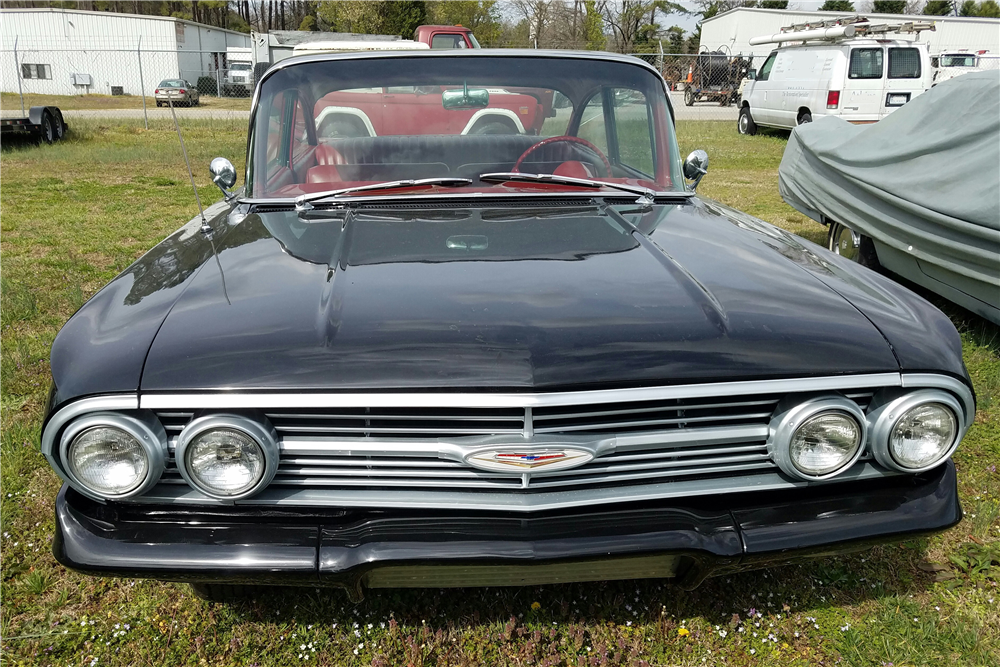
[197,76,218,96]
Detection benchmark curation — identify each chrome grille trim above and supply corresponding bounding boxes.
[138,372,903,410]
[126,462,899,512]
[39,373,974,511]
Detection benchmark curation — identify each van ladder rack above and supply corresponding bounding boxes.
[781,15,935,37]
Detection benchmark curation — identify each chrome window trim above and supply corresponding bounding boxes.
[237,191,696,207]
[140,373,904,411]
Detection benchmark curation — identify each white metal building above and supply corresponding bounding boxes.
[0,7,251,97]
[700,8,1000,59]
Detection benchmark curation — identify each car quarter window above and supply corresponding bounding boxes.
[757,53,777,81]
[577,89,655,178]
[290,98,310,162]
[265,91,288,179]
[888,48,922,79]
[849,48,884,79]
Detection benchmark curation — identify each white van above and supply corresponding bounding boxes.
[739,34,933,134]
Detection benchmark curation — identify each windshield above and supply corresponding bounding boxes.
[231,62,252,71]
[159,80,185,88]
[248,55,683,199]
[940,54,977,67]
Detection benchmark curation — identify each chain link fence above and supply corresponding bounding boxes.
[0,38,254,124]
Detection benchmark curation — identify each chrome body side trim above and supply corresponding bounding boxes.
[900,373,976,428]
[41,395,139,487]
[139,372,904,411]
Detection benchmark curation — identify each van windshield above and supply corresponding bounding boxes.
[249,55,683,199]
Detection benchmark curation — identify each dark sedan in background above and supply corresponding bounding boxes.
[45,51,972,602]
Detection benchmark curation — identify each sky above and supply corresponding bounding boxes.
[666,2,852,36]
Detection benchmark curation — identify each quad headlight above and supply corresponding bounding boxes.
[789,411,862,476]
[59,413,167,499]
[769,397,867,481]
[869,391,964,473]
[176,415,278,500]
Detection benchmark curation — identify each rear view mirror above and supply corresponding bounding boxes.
[443,84,489,110]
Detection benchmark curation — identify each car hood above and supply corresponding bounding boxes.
[138,200,902,392]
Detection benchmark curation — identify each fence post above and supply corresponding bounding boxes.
[138,36,148,130]
[14,36,25,115]
[216,65,222,99]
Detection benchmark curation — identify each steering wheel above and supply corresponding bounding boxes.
[512,135,613,177]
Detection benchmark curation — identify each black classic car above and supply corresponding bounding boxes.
[45,51,972,602]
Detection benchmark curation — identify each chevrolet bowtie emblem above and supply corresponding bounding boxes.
[465,448,593,473]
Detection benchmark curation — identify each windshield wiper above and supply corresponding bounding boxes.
[479,172,689,206]
[294,177,472,212]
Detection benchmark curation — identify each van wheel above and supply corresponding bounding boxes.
[827,221,880,269]
[684,88,696,106]
[797,111,813,125]
[738,107,757,136]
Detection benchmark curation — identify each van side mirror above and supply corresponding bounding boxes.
[683,150,709,191]
[747,69,756,80]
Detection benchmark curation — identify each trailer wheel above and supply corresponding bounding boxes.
[684,88,696,106]
[797,111,812,125]
[39,111,55,144]
[738,106,757,136]
[53,109,66,140]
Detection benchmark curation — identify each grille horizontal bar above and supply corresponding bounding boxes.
[147,380,891,506]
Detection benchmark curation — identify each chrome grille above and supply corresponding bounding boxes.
[148,384,884,503]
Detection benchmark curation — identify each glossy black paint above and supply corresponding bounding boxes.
[53,461,962,593]
[46,196,969,413]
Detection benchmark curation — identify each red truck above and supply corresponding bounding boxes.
[414,25,481,49]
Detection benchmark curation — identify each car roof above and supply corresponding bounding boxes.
[262,48,663,82]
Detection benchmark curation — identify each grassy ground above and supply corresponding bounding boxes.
[1,120,998,667]
[1,92,251,113]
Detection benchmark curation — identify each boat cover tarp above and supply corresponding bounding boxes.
[778,70,1000,318]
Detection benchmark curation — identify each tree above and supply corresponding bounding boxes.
[923,0,954,13]
[979,0,1000,15]
[871,1,907,11]
[598,0,687,53]
[759,1,789,7]
[510,0,555,47]
[426,1,503,45]
[819,0,856,10]
[298,14,317,31]
[959,0,979,13]
[583,0,606,49]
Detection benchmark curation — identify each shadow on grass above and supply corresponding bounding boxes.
[210,536,940,632]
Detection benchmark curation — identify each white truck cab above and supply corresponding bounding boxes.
[739,17,934,134]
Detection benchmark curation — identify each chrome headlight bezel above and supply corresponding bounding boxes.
[58,412,167,500]
[867,389,965,473]
[768,396,867,481]
[175,415,278,500]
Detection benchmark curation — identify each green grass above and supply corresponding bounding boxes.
[1,92,251,112]
[2,120,998,666]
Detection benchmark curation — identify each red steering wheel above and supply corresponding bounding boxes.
[512,135,613,177]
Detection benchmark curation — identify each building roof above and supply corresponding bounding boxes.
[704,7,1000,25]
[0,6,251,37]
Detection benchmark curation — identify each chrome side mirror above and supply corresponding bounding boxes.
[209,157,237,200]
[683,150,709,191]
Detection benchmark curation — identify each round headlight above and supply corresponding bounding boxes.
[789,411,862,476]
[184,428,266,496]
[889,403,957,469]
[67,426,149,496]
